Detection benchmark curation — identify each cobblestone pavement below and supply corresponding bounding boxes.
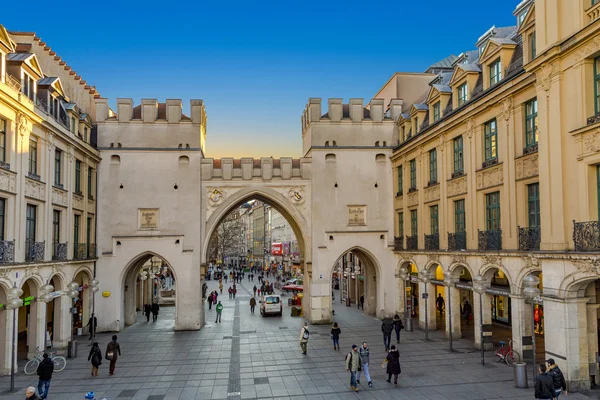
[0,276,596,399]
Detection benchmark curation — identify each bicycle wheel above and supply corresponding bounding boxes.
[506,350,521,366]
[52,356,67,372]
[24,359,39,375]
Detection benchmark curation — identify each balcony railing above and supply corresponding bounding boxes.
[523,143,538,155]
[25,239,45,262]
[408,187,417,193]
[0,240,15,263]
[518,226,541,251]
[451,170,464,179]
[75,243,88,260]
[0,161,10,171]
[588,1,600,24]
[4,73,22,92]
[448,231,467,251]
[406,235,418,251]
[573,220,600,251]
[394,236,404,251]
[52,242,68,261]
[478,229,502,251]
[482,158,499,169]
[588,113,600,126]
[28,171,41,181]
[424,233,439,250]
[88,243,97,259]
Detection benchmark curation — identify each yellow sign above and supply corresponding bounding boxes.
[102,291,111,298]
[139,208,159,229]
[348,205,367,226]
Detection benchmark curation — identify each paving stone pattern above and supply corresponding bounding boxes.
[0,276,598,399]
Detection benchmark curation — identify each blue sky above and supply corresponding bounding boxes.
[5,0,518,158]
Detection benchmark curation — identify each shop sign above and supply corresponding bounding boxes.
[48,291,62,299]
[409,276,419,283]
[138,208,159,230]
[271,243,283,256]
[455,283,473,290]
[22,295,35,306]
[431,279,444,286]
[485,287,511,296]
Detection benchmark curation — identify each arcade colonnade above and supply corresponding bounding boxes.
[0,264,94,375]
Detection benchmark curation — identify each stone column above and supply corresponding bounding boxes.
[53,295,71,349]
[0,306,15,375]
[418,282,437,330]
[544,296,591,391]
[445,285,462,339]
[474,292,493,349]
[587,303,600,384]
[510,295,532,358]
[28,300,46,359]
[307,277,331,324]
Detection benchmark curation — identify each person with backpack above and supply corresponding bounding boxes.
[546,358,567,398]
[88,342,102,377]
[215,301,223,323]
[385,345,401,385]
[106,335,121,376]
[331,322,341,350]
[357,341,373,387]
[299,322,309,355]
[392,314,404,344]
[36,353,54,399]
[345,344,362,392]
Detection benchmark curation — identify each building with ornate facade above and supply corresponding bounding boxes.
[390,0,600,390]
[0,26,100,374]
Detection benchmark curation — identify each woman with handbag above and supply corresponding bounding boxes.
[105,335,122,376]
[88,342,102,377]
[385,345,401,384]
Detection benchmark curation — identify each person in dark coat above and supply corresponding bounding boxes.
[86,313,98,340]
[249,297,256,313]
[535,364,555,399]
[462,299,473,326]
[151,302,160,322]
[88,342,102,377]
[385,345,401,384]
[36,353,54,399]
[207,294,213,310]
[106,335,122,376]
[144,304,151,322]
[381,316,394,351]
[331,322,341,350]
[392,314,404,344]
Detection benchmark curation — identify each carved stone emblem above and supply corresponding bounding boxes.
[288,186,306,206]
[522,254,541,270]
[208,188,225,206]
[17,113,28,136]
[572,259,600,275]
[0,268,12,280]
[500,97,513,121]
[452,254,467,266]
[466,118,475,140]
[584,130,600,153]
[482,254,503,268]
[536,63,554,92]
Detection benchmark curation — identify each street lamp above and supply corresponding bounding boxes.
[419,270,435,341]
[473,274,490,366]
[88,279,100,342]
[6,285,23,392]
[396,266,412,332]
[523,274,541,379]
[66,281,80,358]
[444,272,459,352]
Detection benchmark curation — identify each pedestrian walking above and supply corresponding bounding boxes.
[36,353,53,399]
[462,299,473,325]
[105,335,122,376]
[345,344,362,392]
[86,313,97,340]
[381,315,394,350]
[436,293,445,315]
[250,297,256,313]
[253,285,257,296]
[546,358,567,398]
[88,342,102,377]
[215,301,223,323]
[233,286,237,299]
[331,322,341,350]
[144,303,151,321]
[392,314,404,344]
[535,364,556,399]
[299,322,309,355]
[228,286,233,299]
[224,274,228,283]
[257,288,261,296]
[385,345,401,384]
[207,294,213,310]
[25,386,41,400]
[151,302,160,322]
[357,342,373,387]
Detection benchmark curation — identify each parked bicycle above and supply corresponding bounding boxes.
[24,347,67,375]
[495,338,520,366]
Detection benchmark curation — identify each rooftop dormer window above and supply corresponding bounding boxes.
[433,102,441,122]
[458,83,468,106]
[22,73,35,100]
[490,59,502,86]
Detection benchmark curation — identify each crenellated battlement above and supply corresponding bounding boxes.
[300,98,404,132]
[201,157,311,181]
[95,98,206,126]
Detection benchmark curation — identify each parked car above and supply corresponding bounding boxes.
[260,294,283,317]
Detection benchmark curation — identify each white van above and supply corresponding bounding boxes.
[260,294,282,317]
